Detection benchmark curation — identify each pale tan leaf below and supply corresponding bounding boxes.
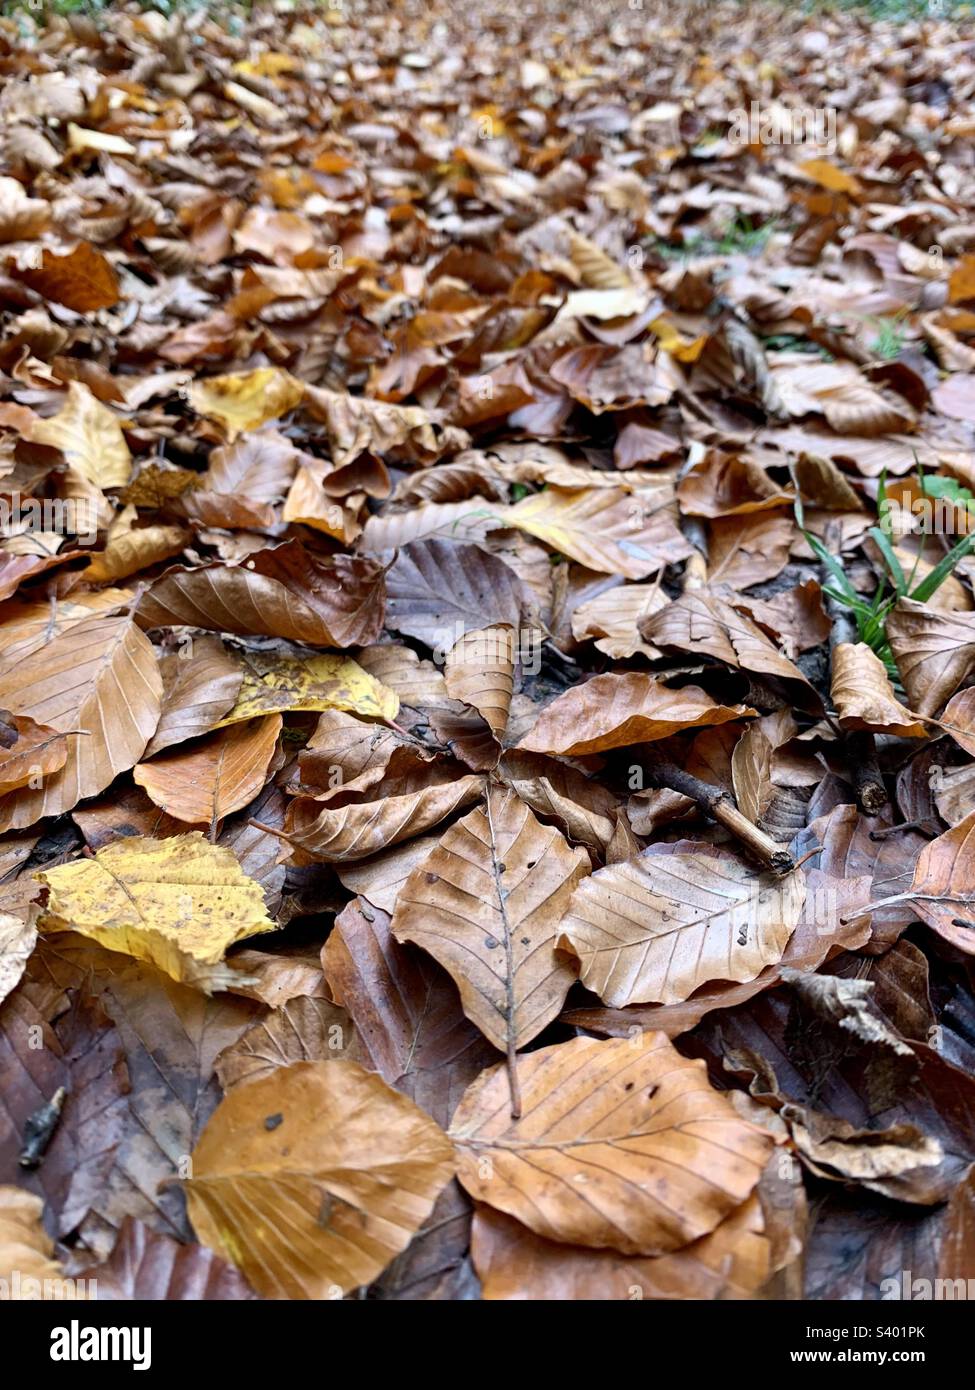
[391,786,589,1053]
[450,1034,775,1255]
[0,611,162,831]
[558,842,805,1007]
[831,642,927,737]
[517,673,754,757]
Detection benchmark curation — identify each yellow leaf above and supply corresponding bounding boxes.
[188,368,304,441]
[231,53,297,79]
[215,652,399,725]
[67,123,136,155]
[36,834,276,992]
[649,315,707,363]
[29,382,131,489]
[798,158,861,195]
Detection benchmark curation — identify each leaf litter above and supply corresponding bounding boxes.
[2,0,975,1304]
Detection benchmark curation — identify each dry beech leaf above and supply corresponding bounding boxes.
[214,652,399,726]
[559,841,806,1007]
[504,487,692,579]
[78,1218,257,1301]
[831,642,927,738]
[908,811,975,954]
[450,1033,776,1255]
[283,775,483,862]
[943,687,975,757]
[214,995,353,1091]
[642,590,820,711]
[86,525,189,584]
[471,1193,779,1301]
[517,673,754,757]
[138,543,386,649]
[298,710,436,800]
[322,898,494,1126]
[887,599,975,717]
[37,834,276,992]
[28,381,131,489]
[188,368,304,440]
[18,242,119,312]
[563,868,872,1040]
[384,538,525,650]
[302,385,462,468]
[0,1186,69,1298]
[443,624,515,737]
[134,715,282,828]
[184,1060,454,1298]
[0,912,36,1007]
[570,581,669,659]
[499,750,619,856]
[391,786,590,1055]
[0,611,162,832]
[144,638,243,758]
[0,710,67,793]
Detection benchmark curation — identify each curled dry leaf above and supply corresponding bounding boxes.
[284,775,483,862]
[37,834,276,992]
[830,642,927,738]
[134,715,282,828]
[908,811,975,954]
[887,599,975,717]
[517,673,755,757]
[443,624,515,738]
[642,590,821,711]
[184,1060,454,1299]
[943,686,975,758]
[144,638,243,758]
[391,787,590,1059]
[559,841,806,1008]
[0,710,67,794]
[450,1033,776,1256]
[214,995,353,1091]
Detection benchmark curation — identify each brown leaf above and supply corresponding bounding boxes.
[0,611,162,831]
[322,898,494,1126]
[831,642,928,737]
[79,1218,257,1301]
[138,542,386,649]
[184,1060,454,1298]
[517,673,754,756]
[450,1033,775,1255]
[559,841,805,1007]
[143,637,243,758]
[0,710,67,794]
[391,787,589,1054]
[134,715,281,828]
[18,242,119,312]
[887,599,975,717]
[908,810,975,954]
[283,775,483,862]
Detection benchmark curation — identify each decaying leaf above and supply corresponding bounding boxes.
[184,1060,454,1298]
[37,834,277,992]
[451,1033,776,1255]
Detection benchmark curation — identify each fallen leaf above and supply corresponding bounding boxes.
[184,1060,454,1298]
[37,834,276,992]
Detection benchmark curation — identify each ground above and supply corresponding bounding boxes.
[0,0,974,1305]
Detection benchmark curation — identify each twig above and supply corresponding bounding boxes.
[642,760,795,873]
